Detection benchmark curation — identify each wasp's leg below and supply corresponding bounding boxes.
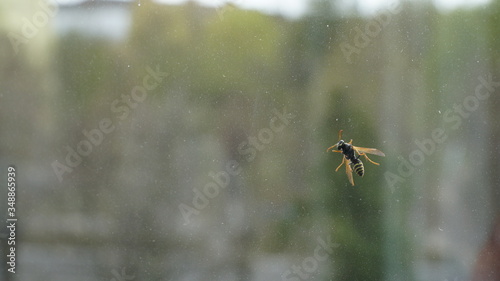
[326,145,342,152]
[335,157,346,172]
[357,151,380,166]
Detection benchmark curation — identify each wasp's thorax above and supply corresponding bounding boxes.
[337,140,347,151]
[337,140,356,160]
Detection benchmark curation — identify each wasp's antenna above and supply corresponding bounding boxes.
[327,129,344,152]
[326,144,337,152]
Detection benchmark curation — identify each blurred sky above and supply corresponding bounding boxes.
[52,0,492,18]
[156,0,491,17]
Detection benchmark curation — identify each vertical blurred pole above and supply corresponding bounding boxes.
[471,34,500,278]
[488,0,500,217]
[469,4,500,279]
[379,17,407,281]
[469,2,500,280]
[379,2,417,280]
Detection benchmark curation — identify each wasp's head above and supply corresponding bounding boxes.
[336,140,346,150]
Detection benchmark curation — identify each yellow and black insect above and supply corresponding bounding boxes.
[326,130,385,186]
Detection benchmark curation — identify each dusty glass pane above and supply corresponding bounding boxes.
[1,0,499,280]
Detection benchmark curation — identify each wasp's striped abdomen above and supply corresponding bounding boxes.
[351,160,364,177]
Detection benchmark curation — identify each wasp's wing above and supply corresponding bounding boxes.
[353,146,385,157]
[345,160,355,186]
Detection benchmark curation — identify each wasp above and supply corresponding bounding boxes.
[326,130,385,186]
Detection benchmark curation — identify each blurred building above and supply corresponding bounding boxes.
[52,0,132,40]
